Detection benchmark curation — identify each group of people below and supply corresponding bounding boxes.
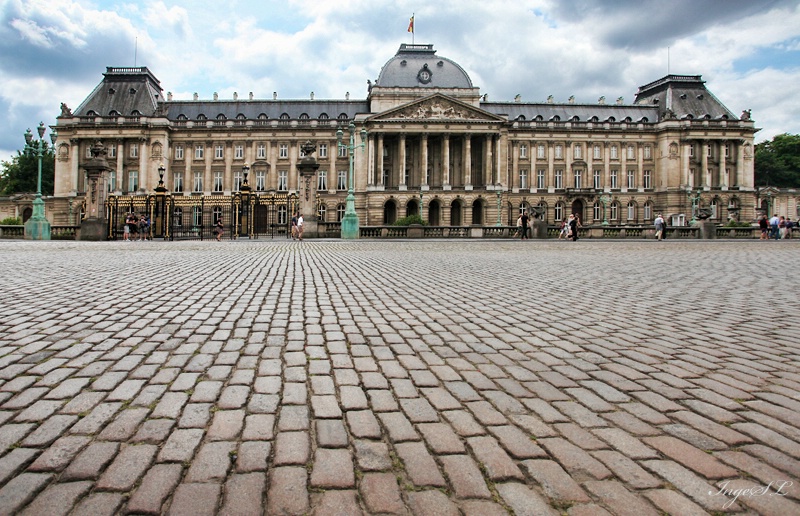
[516,212,583,241]
[290,212,305,240]
[123,213,150,241]
[760,214,794,240]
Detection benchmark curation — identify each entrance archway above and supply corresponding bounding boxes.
[571,199,584,221]
[450,200,462,226]
[22,207,32,223]
[383,200,397,224]
[428,200,441,226]
[471,199,483,225]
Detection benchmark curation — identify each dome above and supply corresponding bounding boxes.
[376,44,473,89]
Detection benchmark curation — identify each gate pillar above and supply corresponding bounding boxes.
[297,141,321,238]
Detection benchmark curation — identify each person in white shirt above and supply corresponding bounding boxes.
[297,213,304,241]
[654,214,665,241]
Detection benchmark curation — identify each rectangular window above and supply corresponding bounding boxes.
[278,170,287,191]
[86,146,92,158]
[555,145,563,159]
[319,143,328,158]
[519,169,528,189]
[338,144,347,158]
[707,145,712,157]
[536,169,545,189]
[574,144,582,160]
[610,169,618,189]
[593,169,601,189]
[628,203,635,221]
[215,145,224,159]
[627,170,636,189]
[193,171,203,192]
[213,171,223,192]
[593,145,601,160]
[108,171,116,192]
[234,170,242,191]
[555,169,563,189]
[174,172,184,193]
[257,144,266,159]
[195,145,204,160]
[643,170,652,189]
[574,170,582,189]
[130,143,138,158]
[175,145,184,160]
[128,170,139,192]
[109,145,117,158]
[689,145,695,157]
[537,144,545,159]
[279,144,288,159]
[627,145,635,160]
[337,170,347,190]
[644,203,652,220]
[593,203,601,221]
[610,145,618,159]
[644,145,652,159]
[256,170,265,191]
[725,144,731,159]
[318,170,328,190]
[235,145,244,159]
[519,144,528,159]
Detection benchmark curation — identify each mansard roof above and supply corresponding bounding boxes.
[73,67,163,117]
[634,75,737,120]
[482,102,658,123]
[165,100,369,121]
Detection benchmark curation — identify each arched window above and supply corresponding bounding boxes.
[644,202,653,221]
[319,113,330,126]
[173,207,183,226]
[627,201,636,222]
[279,113,290,126]
[593,202,602,222]
[336,203,346,221]
[299,113,309,125]
[554,202,564,222]
[197,114,207,120]
[318,204,327,222]
[610,202,619,220]
[216,113,226,120]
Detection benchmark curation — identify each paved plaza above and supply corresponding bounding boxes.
[0,238,798,515]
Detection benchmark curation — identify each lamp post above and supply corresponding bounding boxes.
[599,193,612,226]
[419,185,424,222]
[495,183,502,226]
[240,163,251,238]
[687,188,702,225]
[336,122,366,239]
[23,122,56,240]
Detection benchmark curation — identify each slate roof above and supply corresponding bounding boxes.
[634,75,737,120]
[165,100,369,121]
[74,67,163,117]
[480,102,658,123]
[375,44,474,89]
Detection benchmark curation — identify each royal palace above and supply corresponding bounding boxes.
[29,43,768,238]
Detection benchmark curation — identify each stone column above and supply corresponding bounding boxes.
[547,143,554,193]
[701,140,709,188]
[116,140,124,192]
[377,134,385,189]
[139,138,149,191]
[204,141,213,194]
[586,142,594,188]
[399,134,407,190]
[484,136,493,187]
[464,134,472,190]
[603,142,611,191]
[620,143,628,191]
[442,134,451,190]
[421,134,429,190]
[683,141,693,188]
[637,143,644,191]
[736,140,744,188]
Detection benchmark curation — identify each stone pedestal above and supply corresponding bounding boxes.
[80,219,106,241]
[532,220,549,239]
[80,141,111,241]
[699,220,716,239]
[407,224,424,238]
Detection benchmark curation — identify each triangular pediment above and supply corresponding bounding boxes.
[368,94,505,123]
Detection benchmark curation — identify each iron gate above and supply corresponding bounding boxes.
[106,192,298,240]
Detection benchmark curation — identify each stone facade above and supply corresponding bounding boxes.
[47,43,767,229]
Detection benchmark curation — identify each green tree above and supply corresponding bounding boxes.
[0,144,55,196]
[754,133,800,188]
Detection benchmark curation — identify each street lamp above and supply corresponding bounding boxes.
[687,188,702,225]
[495,183,502,226]
[240,163,251,238]
[599,193,612,226]
[419,185,424,222]
[336,122,367,239]
[23,122,56,240]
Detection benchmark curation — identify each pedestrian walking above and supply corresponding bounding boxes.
[558,218,569,239]
[297,213,305,240]
[569,214,581,241]
[214,219,223,241]
[769,213,780,240]
[786,217,794,239]
[759,215,769,240]
[291,212,298,240]
[654,213,665,241]
[520,212,530,240]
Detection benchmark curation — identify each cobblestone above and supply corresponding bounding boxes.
[0,239,798,515]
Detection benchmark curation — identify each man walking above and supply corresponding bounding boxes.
[654,213,665,241]
[520,212,530,240]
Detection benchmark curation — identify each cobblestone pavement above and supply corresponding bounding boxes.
[0,239,798,515]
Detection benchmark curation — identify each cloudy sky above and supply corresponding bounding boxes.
[2,0,799,161]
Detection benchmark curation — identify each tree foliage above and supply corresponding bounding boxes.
[754,133,800,188]
[0,144,55,196]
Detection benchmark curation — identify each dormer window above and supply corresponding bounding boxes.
[197,114,207,120]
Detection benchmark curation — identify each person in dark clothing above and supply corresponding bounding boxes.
[520,212,530,240]
[569,214,580,241]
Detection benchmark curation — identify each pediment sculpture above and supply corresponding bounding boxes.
[393,100,483,120]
